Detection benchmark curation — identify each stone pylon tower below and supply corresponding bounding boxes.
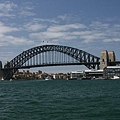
[0,61,3,80]
[108,51,116,62]
[100,50,109,69]
[100,50,116,69]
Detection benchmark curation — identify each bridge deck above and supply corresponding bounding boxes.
[3,62,100,70]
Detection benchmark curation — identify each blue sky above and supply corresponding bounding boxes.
[0,0,120,73]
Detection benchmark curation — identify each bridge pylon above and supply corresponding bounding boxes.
[0,69,12,80]
[100,50,116,69]
[0,61,3,80]
[0,61,13,80]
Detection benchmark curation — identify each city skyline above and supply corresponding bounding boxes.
[0,0,120,73]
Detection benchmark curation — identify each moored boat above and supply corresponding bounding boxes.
[45,76,51,80]
[111,76,120,80]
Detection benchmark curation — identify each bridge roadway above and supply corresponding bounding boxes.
[2,61,120,70]
[3,62,100,70]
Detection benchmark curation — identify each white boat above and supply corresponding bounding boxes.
[111,76,120,80]
[45,76,51,80]
[1,77,4,80]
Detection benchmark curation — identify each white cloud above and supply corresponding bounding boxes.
[24,22,47,32]
[77,31,105,43]
[0,1,119,47]
[103,38,120,42]
[19,3,36,17]
[0,1,17,17]
[57,14,79,22]
[0,1,36,18]
[0,1,17,12]
[0,22,18,34]
[29,20,120,45]
[0,21,33,47]
[33,18,58,24]
[90,21,110,30]
[19,10,35,17]
[47,23,86,32]
[29,23,87,42]
[30,31,65,40]
[0,12,15,17]
[0,34,34,47]
[58,14,68,21]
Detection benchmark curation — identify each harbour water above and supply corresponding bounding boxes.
[0,79,120,120]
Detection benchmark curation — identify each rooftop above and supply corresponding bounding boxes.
[106,66,120,69]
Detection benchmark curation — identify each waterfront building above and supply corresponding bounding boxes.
[103,66,120,79]
[55,73,67,79]
[84,69,103,79]
[70,71,84,79]
[70,70,104,79]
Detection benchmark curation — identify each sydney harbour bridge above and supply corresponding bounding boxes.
[0,44,120,80]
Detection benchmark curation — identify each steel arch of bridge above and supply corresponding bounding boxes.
[4,45,100,79]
